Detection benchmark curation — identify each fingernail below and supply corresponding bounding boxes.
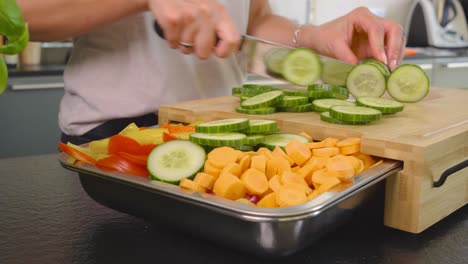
[381,51,388,65]
[390,59,398,71]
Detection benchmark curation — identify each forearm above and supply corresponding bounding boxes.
[17,0,148,41]
[247,2,298,47]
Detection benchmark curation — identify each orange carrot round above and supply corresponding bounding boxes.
[241,168,269,196]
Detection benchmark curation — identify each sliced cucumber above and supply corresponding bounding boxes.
[311,98,355,112]
[147,140,206,184]
[282,48,322,86]
[308,90,333,100]
[242,119,278,134]
[238,84,278,96]
[281,88,309,97]
[240,96,251,103]
[320,111,370,125]
[321,59,354,86]
[346,64,387,98]
[241,90,284,109]
[387,64,430,103]
[189,132,247,147]
[195,118,249,133]
[264,47,290,77]
[245,135,265,146]
[261,133,310,150]
[308,84,349,100]
[277,103,314,112]
[276,95,309,107]
[235,106,276,115]
[363,59,390,77]
[329,105,382,123]
[232,87,242,96]
[356,97,404,114]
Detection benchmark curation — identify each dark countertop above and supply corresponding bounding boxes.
[0,154,467,264]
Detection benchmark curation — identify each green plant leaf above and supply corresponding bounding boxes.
[0,0,29,55]
[0,56,7,95]
[0,24,29,54]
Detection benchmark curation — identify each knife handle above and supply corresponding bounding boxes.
[153,20,220,47]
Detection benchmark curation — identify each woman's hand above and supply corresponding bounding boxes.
[298,7,406,71]
[148,0,241,59]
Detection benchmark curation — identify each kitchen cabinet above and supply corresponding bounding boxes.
[0,80,63,158]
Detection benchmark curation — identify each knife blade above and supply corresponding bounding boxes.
[153,21,354,87]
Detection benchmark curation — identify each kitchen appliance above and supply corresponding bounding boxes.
[406,0,468,48]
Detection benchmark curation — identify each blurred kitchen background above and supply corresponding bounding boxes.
[1,0,468,158]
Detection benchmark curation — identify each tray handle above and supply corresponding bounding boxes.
[433,159,468,188]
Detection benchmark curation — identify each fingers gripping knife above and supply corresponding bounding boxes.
[153,21,354,87]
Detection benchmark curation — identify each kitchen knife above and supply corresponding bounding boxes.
[153,21,354,87]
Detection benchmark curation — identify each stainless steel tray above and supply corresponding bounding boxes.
[59,154,402,257]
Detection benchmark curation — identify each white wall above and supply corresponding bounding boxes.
[269,0,311,24]
[311,0,415,26]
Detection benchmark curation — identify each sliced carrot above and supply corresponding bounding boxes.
[307,190,320,201]
[203,159,222,178]
[352,152,376,170]
[256,147,274,160]
[322,137,339,147]
[299,131,313,141]
[213,172,247,200]
[303,156,328,169]
[344,155,365,175]
[311,168,331,189]
[257,192,279,208]
[250,154,267,174]
[207,146,239,169]
[298,163,317,184]
[326,161,355,182]
[167,125,196,134]
[238,154,251,174]
[340,144,360,155]
[285,140,312,166]
[275,184,308,207]
[179,178,207,193]
[272,146,294,166]
[194,172,217,190]
[312,147,340,157]
[279,171,311,194]
[266,157,291,179]
[336,137,361,147]
[220,162,242,178]
[268,175,281,193]
[306,141,326,149]
[236,150,249,162]
[317,177,341,194]
[240,168,269,196]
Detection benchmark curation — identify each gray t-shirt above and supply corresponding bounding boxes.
[60,1,250,136]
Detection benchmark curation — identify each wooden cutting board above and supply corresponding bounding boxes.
[158,87,468,233]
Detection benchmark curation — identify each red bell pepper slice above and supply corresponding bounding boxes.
[116,152,148,166]
[163,132,179,142]
[96,155,149,178]
[108,135,157,156]
[58,142,97,165]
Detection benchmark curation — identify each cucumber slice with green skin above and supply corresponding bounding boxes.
[147,140,206,184]
[320,111,371,125]
[245,135,265,146]
[237,145,255,151]
[308,84,349,100]
[386,64,430,103]
[363,59,390,77]
[189,132,247,147]
[282,48,322,87]
[241,90,284,109]
[276,95,309,107]
[239,84,278,96]
[195,118,249,133]
[261,133,310,150]
[346,64,387,98]
[329,105,382,123]
[321,59,354,86]
[264,48,290,77]
[240,96,251,103]
[277,103,314,112]
[311,98,356,112]
[235,106,276,115]
[356,97,404,114]
[281,88,309,97]
[232,87,242,96]
[308,90,333,100]
[241,119,278,134]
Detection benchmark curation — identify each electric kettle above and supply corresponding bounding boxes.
[406,0,468,48]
